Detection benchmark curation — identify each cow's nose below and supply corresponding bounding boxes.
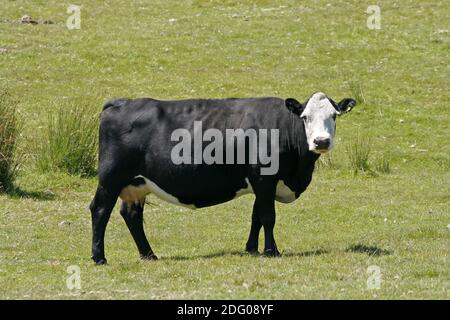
[314,137,330,149]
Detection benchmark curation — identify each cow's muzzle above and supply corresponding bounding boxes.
[312,137,331,153]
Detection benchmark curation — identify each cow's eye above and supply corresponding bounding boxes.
[301,115,308,122]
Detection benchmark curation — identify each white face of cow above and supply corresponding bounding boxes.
[285,92,356,154]
[301,92,338,154]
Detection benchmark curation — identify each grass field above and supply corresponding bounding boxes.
[0,0,449,299]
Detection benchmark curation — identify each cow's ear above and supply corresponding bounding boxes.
[285,98,304,116]
[336,98,356,115]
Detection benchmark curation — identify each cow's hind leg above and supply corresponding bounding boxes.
[120,201,157,260]
[90,185,120,265]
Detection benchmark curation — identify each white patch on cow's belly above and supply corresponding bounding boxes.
[275,180,296,203]
[119,175,196,209]
[119,183,149,207]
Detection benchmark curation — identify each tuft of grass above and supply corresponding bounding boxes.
[38,103,98,177]
[347,134,371,174]
[317,152,335,170]
[375,153,391,174]
[349,81,366,105]
[0,90,21,192]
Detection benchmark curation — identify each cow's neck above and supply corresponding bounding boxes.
[285,118,320,197]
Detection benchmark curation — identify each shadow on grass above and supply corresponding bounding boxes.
[282,248,329,258]
[346,244,391,257]
[2,186,55,201]
[162,250,246,261]
[162,245,391,261]
[162,248,329,261]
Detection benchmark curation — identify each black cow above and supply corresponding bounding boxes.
[90,92,356,264]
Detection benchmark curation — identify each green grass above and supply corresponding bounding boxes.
[347,134,371,174]
[0,89,21,192]
[0,0,449,299]
[349,81,367,105]
[375,153,391,174]
[38,102,98,177]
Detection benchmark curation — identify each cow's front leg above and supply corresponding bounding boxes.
[245,210,262,254]
[250,182,280,257]
[260,204,280,257]
[120,202,157,260]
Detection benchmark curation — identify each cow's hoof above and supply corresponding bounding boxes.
[93,257,108,265]
[263,249,281,257]
[141,253,158,261]
[245,248,260,256]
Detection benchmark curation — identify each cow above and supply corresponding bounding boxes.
[89,92,356,264]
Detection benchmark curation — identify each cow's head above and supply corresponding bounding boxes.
[286,92,356,154]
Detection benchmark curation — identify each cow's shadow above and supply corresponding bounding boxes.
[162,250,247,261]
[161,248,329,261]
[162,245,391,261]
[281,248,330,258]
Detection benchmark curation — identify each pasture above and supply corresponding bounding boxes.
[0,0,449,299]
